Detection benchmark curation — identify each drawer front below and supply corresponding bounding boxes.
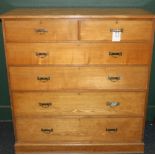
[7,43,151,65]
[16,117,143,143]
[9,66,148,91]
[80,20,152,41]
[5,20,78,42]
[13,92,146,117]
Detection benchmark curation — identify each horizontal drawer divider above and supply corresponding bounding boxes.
[15,142,144,145]
[12,89,147,93]
[5,40,150,44]
[8,64,150,67]
[12,90,147,92]
[14,115,145,119]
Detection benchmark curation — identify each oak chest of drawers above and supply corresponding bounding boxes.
[0,8,155,153]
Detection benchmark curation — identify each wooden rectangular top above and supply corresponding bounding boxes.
[0,8,154,19]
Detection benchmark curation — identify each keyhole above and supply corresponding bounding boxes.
[39,20,43,25]
[115,20,118,24]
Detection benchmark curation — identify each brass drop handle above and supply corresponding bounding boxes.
[37,76,50,82]
[39,102,52,108]
[108,76,120,82]
[35,52,48,58]
[106,101,120,107]
[106,128,118,133]
[109,51,122,58]
[110,28,123,33]
[35,28,48,34]
[41,128,53,134]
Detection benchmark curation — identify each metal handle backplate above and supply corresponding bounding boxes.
[35,52,48,58]
[39,102,52,108]
[41,128,53,134]
[106,101,120,107]
[108,76,120,82]
[106,128,118,133]
[35,28,48,34]
[110,28,123,33]
[109,51,122,58]
[37,76,50,82]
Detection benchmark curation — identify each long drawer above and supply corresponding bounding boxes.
[4,19,78,42]
[13,92,146,117]
[15,117,143,143]
[80,20,152,41]
[6,43,151,65]
[9,66,148,91]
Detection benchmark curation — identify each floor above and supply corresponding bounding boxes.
[0,122,155,154]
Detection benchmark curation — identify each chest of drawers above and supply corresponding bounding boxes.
[0,8,155,153]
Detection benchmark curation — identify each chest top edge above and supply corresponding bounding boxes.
[0,8,154,20]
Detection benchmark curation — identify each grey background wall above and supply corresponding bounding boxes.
[0,0,154,121]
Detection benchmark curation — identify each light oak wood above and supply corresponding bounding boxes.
[6,43,151,65]
[4,19,78,42]
[9,66,148,91]
[0,8,154,19]
[80,20,153,41]
[15,143,144,153]
[13,92,146,117]
[0,8,154,153]
[15,117,143,143]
